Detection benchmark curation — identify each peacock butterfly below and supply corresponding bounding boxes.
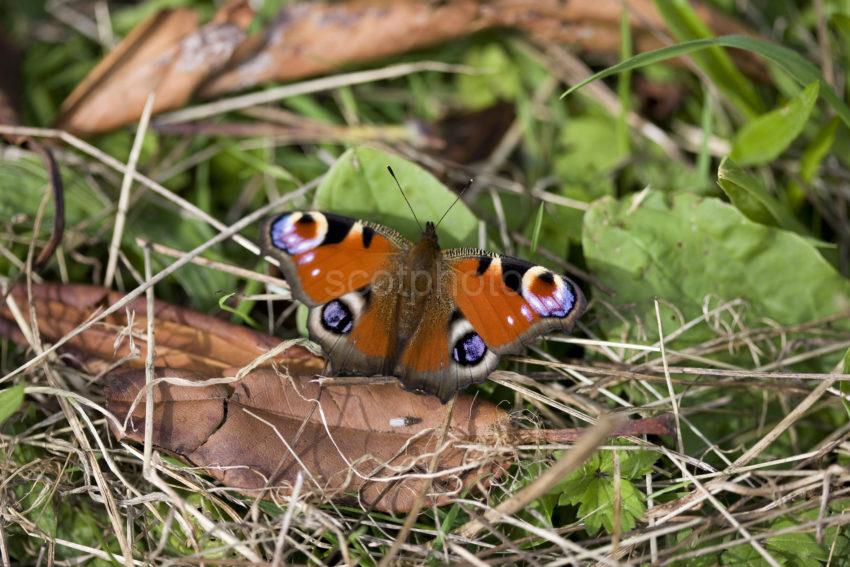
[262,184,586,402]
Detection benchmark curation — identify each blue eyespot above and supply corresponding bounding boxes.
[321,300,353,334]
[452,332,487,366]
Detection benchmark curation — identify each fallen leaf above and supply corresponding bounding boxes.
[106,367,507,513]
[202,0,759,97]
[57,0,253,135]
[58,0,761,134]
[0,282,321,376]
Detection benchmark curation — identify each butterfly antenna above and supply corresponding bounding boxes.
[387,165,423,232]
[435,177,473,230]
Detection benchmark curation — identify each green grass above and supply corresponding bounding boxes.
[2,0,850,565]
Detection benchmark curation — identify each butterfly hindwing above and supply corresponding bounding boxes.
[395,305,499,402]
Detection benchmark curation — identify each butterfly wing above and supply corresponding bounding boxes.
[394,250,586,401]
[263,211,410,375]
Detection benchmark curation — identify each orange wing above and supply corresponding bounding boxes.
[447,253,586,353]
[263,211,407,306]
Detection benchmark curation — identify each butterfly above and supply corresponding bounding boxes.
[262,208,586,402]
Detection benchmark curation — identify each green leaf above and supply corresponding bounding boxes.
[766,519,827,565]
[457,43,522,110]
[561,35,850,130]
[582,191,850,352]
[730,81,820,166]
[717,158,807,234]
[654,0,763,117]
[529,202,545,253]
[314,146,479,247]
[618,449,660,479]
[0,384,25,426]
[800,117,840,181]
[558,451,647,536]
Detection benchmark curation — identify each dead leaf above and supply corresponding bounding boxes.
[57,0,762,134]
[0,282,322,376]
[106,366,508,513]
[57,0,253,135]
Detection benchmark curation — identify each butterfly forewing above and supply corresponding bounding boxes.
[263,211,409,306]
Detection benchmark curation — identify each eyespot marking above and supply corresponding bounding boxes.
[452,332,487,366]
[521,267,575,318]
[269,212,328,255]
[321,300,354,334]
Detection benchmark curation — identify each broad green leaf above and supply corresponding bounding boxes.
[553,113,626,241]
[654,0,762,117]
[314,146,479,247]
[562,35,850,130]
[730,81,819,165]
[717,158,807,234]
[0,384,25,426]
[558,451,647,536]
[582,191,850,352]
[617,449,660,479]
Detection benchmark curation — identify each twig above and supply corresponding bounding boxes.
[104,93,155,288]
[156,62,472,126]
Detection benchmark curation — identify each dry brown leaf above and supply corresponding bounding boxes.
[0,282,321,376]
[57,0,253,135]
[201,0,756,96]
[106,367,508,513]
[57,0,761,134]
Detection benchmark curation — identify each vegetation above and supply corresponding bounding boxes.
[1,0,850,564]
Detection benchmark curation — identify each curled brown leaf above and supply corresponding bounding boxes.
[57,0,254,135]
[57,0,761,135]
[0,281,321,376]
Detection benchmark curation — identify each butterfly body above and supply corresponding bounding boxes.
[264,211,586,401]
